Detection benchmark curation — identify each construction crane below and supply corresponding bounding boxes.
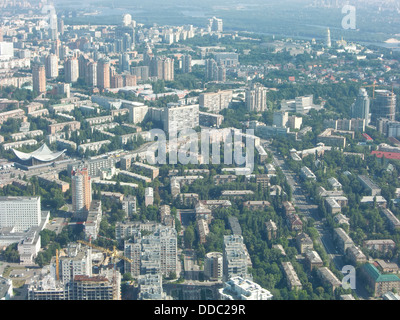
[56,249,60,281]
[77,239,134,300]
[77,239,133,264]
[362,82,394,99]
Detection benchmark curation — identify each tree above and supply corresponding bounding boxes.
[184,225,195,249]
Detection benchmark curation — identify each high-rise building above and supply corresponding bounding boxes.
[162,103,199,136]
[122,14,132,27]
[205,58,217,80]
[48,9,58,40]
[131,66,149,81]
[204,252,223,281]
[64,57,79,83]
[245,83,267,113]
[181,54,192,73]
[111,74,124,88]
[45,54,59,79]
[78,55,89,80]
[32,64,46,94]
[273,111,289,128]
[0,42,14,60]
[68,273,121,300]
[57,18,64,36]
[208,17,223,32]
[120,53,130,72]
[52,39,61,57]
[71,168,92,215]
[123,74,137,87]
[199,90,232,113]
[223,235,250,281]
[86,61,97,87]
[0,197,41,232]
[124,239,141,277]
[351,88,370,124]
[150,56,174,81]
[372,90,396,124]
[97,59,110,90]
[122,195,137,216]
[205,59,225,82]
[59,243,92,283]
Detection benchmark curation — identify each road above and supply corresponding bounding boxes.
[263,141,345,270]
[263,141,370,299]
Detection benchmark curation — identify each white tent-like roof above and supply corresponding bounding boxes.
[12,143,66,162]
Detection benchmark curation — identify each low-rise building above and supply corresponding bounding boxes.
[333,228,354,254]
[219,276,273,300]
[360,263,400,297]
[363,239,396,253]
[243,201,270,211]
[304,250,323,271]
[379,207,400,231]
[214,174,237,185]
[265,220,277,240]
[296,232,313,254]
[281,261,302,290]
[358,175,381,196]
[346,245,367,265]
[300,166,316,181]
[317,267,342,292]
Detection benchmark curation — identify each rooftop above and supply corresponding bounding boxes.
[12,143,66,163]
[362,263,400,283]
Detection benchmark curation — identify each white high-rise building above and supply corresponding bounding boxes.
[71,169,92,215]
[0,197,41,232]
[0,42,14,60]
[122,14,132,27]
[245,83,267,113]
[208,17,223,32]
[65,57,79,83]
[351,88,370,124]
[223,235,250,281]
[45,54,59,79]
[59,243,92,283]
[162,103,199,136]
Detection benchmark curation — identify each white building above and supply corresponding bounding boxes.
[0,197,41,232]
[59,243,92,283]
[219,276,273,300]
[162,103,199,136]
[145,187,154,207]
[18,229,41,265]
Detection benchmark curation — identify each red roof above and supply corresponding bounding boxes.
[371,151,400,160]
[362,133,373,141]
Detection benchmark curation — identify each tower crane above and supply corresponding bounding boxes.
[362,82,394,99]
[77,239,133,264]
[77,239,134,300]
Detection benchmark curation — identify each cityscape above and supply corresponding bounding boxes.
[0,0,400,304]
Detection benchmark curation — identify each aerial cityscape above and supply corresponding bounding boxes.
[0,0,400,303]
